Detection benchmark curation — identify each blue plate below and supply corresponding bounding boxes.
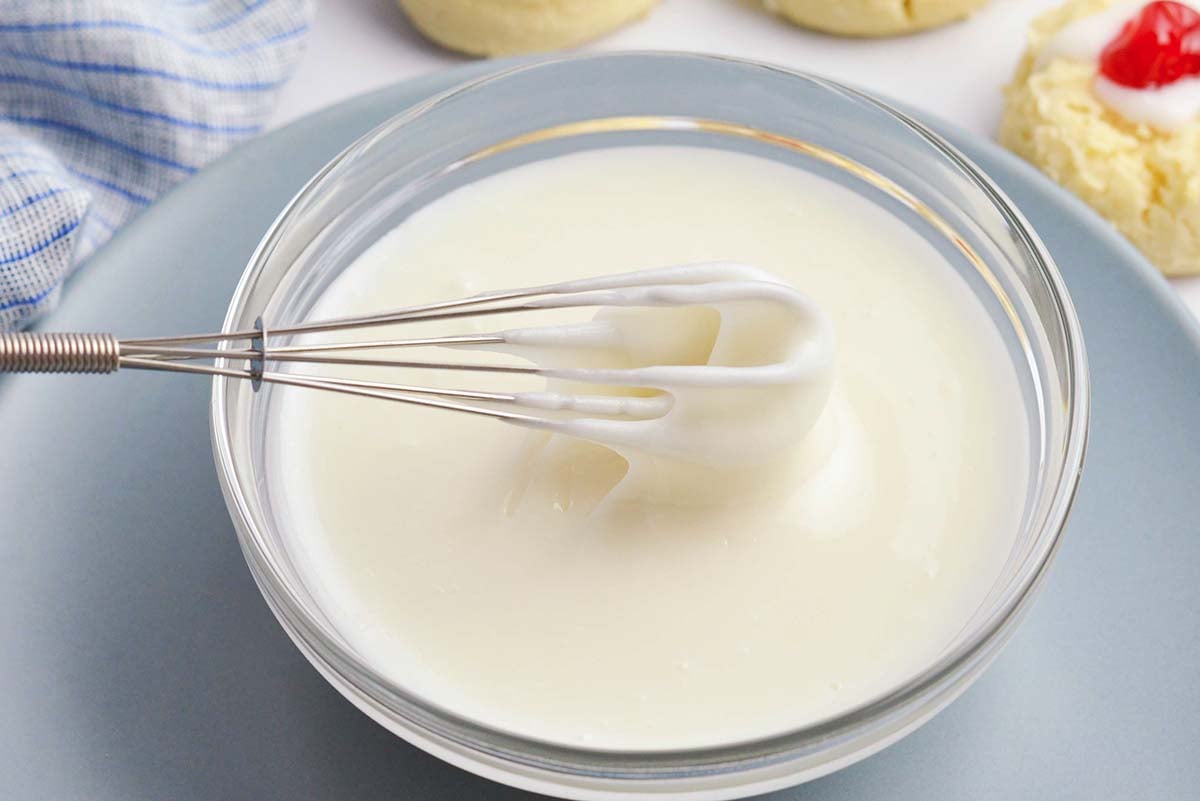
[2,63,1197,800]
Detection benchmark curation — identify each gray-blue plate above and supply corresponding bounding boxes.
[2,63,1198,801]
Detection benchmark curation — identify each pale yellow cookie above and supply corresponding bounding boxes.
[397,0,659,56]
[763,0,991,37]
[999,0,1200,277]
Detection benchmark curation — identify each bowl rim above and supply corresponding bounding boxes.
[210,50,1090,777]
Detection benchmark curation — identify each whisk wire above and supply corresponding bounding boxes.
[0,277,677,423]
[0,265,805,427]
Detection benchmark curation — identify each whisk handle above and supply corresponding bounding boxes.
[0,332,120,374]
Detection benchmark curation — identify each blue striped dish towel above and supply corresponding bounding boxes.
[0,0,313,331]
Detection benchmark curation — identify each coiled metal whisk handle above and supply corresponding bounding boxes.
[0,332,120,374]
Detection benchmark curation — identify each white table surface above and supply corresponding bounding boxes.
[269,0,1200,319]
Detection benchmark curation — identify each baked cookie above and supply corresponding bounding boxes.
[999,1,1200,277]
[398,0,658,56]
[763,0,991,37]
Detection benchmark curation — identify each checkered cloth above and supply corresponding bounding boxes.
[0,0,313,331]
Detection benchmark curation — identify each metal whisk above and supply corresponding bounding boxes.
[0,264,827,432]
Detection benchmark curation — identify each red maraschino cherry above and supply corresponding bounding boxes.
[1100,1,1200,88]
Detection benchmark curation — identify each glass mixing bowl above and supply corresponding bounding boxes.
[211,53,1088,800]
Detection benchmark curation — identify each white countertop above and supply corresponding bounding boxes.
[270,0,1200,318]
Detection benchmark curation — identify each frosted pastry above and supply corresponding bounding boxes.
[999,0,1200,276]
[762,0,991,37]
[397,0,658,56]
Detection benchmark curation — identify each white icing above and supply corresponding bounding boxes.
[1038,0,1200,131]
[269,146,1030,750]
[473,262,834,469]
[1094,72,1200,128]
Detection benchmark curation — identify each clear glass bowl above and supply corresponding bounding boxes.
[211,53,1088,800]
